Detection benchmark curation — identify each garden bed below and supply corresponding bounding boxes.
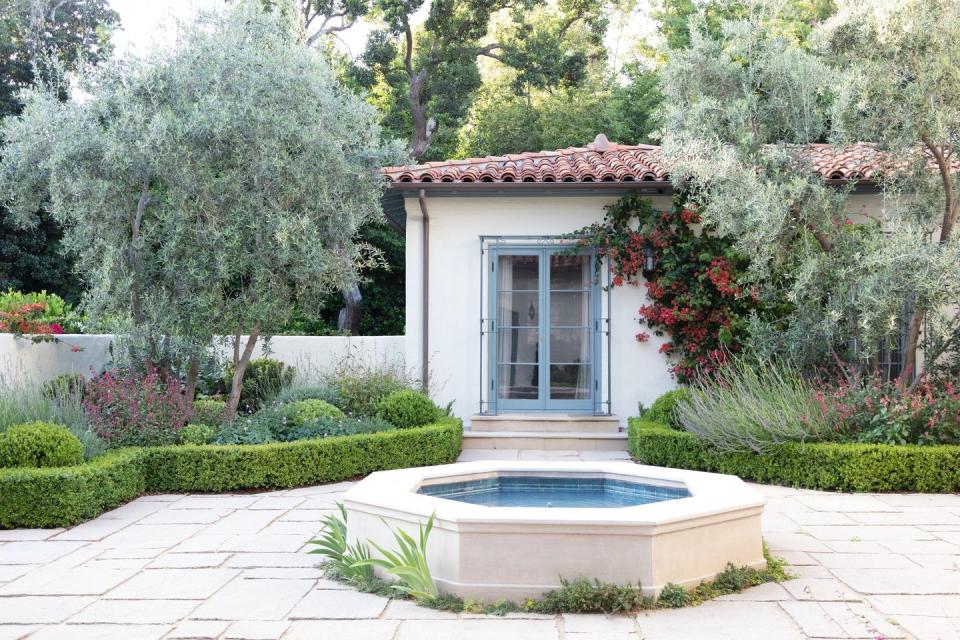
[0,418,462,529]
[628,419,960,493]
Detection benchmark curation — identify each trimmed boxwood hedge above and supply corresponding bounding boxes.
[628,419,960,493]
[1,418,462,529]
[0,449,146,529]
[143,418,463,492]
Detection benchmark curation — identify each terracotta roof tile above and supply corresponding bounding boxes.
[382,135,954,185]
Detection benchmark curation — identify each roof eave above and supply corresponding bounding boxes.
[386,178,880,194]
[386,180,675,194]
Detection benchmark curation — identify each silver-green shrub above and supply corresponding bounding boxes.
[675,359,831,453]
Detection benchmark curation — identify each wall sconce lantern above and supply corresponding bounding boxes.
[642,243,657,275]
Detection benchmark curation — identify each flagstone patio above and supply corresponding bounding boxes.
[0,452,958,640]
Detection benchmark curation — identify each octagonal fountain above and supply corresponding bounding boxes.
[342,461,765,600]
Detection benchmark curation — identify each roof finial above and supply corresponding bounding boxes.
[590,133,611,152]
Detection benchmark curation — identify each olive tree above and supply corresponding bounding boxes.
[658,0,960,382]
[0,0,402,417]
[822,0,960,380]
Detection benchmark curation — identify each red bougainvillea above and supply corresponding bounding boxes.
[573,194,763,383]
[0,302,65,336]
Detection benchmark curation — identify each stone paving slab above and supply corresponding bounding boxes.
[0,450,956,639]
[69,598,202,624]
[29,624,171,639]
[636,601,806,640]
[284,620,399,640]
[897,615,960,640]
[0,566,138,595]
[191,578,313,621]
[106,568,241,600]
[395,619,560,640]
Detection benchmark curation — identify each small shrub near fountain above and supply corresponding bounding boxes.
[375,390,439,429]
[639,388,691,430]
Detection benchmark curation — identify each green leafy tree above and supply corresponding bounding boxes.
[658,0,960,383]
[650,0,833,51]
[256,0,396,336]
[297,0,370,44]
[0,0,118,302]
[280,220,405,336]
[0,1,402,417]
[350,0,610,161]
[457,61,661,157]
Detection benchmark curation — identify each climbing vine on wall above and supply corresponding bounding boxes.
[573,193,763,383]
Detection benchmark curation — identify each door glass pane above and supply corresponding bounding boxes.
[550,292,589,327]
[498,291,538,327]
[498,328,540,364]
[548,252,592,402]
[499,254,539,290]
[550,254,592,290]
[550,364,591,399]
[499,364,539,399]
[497,254,540,402]
[550,329,590,364]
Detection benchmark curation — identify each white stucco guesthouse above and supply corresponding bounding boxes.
[382,134,891,448]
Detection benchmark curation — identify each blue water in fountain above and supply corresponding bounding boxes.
[418,476,690,508]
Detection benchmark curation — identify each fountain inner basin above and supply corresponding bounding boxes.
[418,475,690,508]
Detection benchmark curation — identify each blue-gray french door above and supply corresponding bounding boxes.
[490,247,598,412]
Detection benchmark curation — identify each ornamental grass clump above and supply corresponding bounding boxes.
[84,369,191,448]
[328,356,420,417]
[275,383,339,406]
[676,358,831,453]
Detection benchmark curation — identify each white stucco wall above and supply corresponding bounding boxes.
[0,334,406,385]
[0,334,115,385]
[404,192,678,425]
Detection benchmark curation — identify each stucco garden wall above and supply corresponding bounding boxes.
[0,334,406,385]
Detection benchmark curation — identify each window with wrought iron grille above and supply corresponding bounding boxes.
[875,297,915,382]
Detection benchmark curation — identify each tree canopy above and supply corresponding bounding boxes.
[0,0,118,302]
[0,0,402,416]
[456,61,660,157]
[346,0,612,160]
[659,0,960,382]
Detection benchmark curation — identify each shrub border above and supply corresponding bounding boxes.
[628,419,960,493]
[0,418,462,529]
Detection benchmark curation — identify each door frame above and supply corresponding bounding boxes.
[487,245,601,414]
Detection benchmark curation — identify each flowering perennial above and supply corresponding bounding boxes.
[817,376,960,446]
[84,369,192,448]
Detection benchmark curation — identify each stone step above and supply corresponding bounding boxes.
[461,431,629,451]
[470,414,622,433]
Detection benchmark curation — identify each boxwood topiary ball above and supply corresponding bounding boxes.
[375,390,439,429]
[0,421,84,468]
[289,399,345,425]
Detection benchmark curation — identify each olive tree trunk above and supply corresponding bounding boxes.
[225,324,261,420]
